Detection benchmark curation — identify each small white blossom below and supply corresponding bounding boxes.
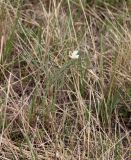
[69,50,79,59]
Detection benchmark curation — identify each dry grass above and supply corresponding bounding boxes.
[0,0,130,159]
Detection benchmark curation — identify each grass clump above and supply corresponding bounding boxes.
[0,0,130,159]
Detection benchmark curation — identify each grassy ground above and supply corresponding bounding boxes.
[0,0,130,159]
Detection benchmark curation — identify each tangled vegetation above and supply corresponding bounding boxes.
[0,0,130,159]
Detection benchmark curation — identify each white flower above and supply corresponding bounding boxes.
[69,50,79,59]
